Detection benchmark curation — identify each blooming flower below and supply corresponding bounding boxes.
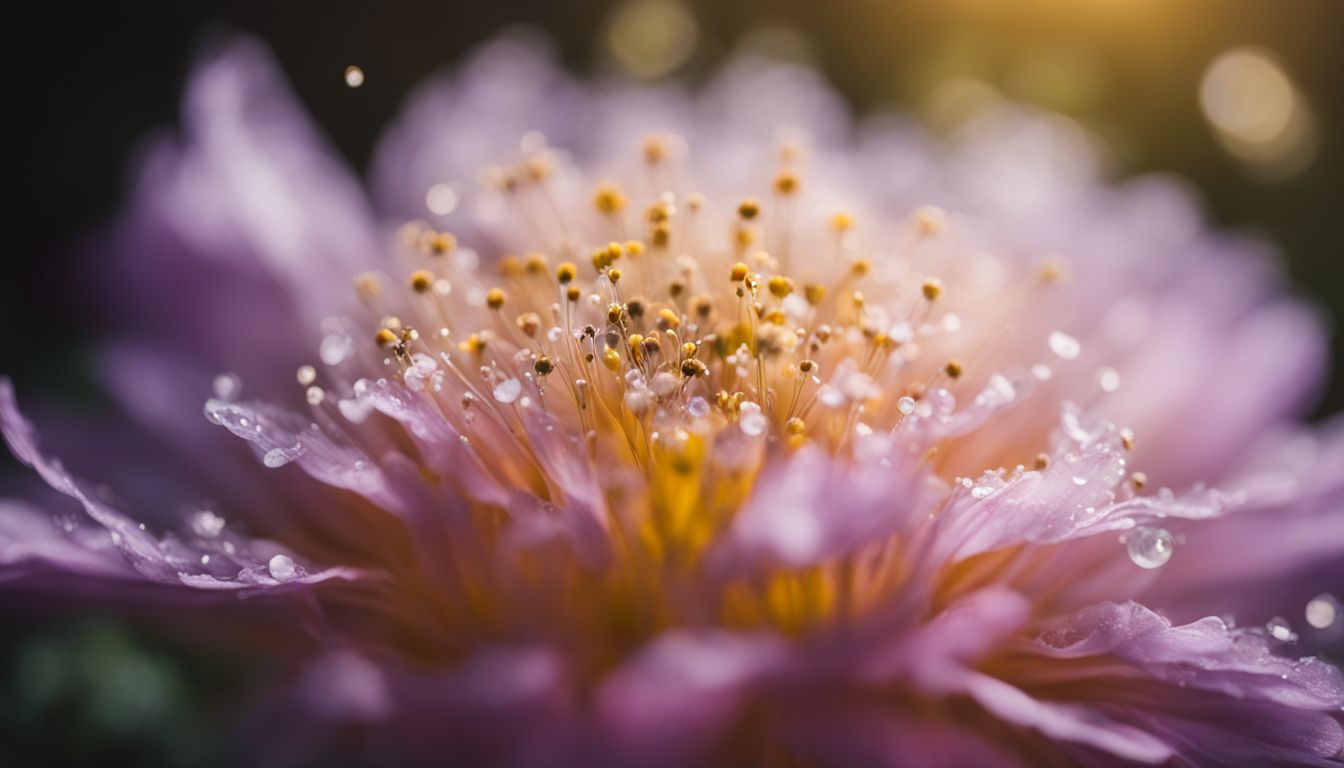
[4,33,1344,766]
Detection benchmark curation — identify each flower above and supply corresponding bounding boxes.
[4,32,1344,766]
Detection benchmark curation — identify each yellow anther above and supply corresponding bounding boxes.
[609,268,623,284]
[730,263,750,283]
[657,307,681,330]
[375,328,398,348]
[773,170,799,196]
[1130,471,1148,490]
[681,342,698,357]
[681,358,708,378]
[602,347,622,371]
[523,251,548,274]
[1040,262,1067,284]
[499,255,523,278]
[1120,428,1136,451]
[799,359,816,374]
[803,283,827,306]
[767,275,794,298]
[429,232,457,255]
[651,222,671,248]
[354,272,382,298]
[1034,453,1050,470]
[850,259,871,277]
[533,356,554,376]
[624,240,645,256]
[786,417,806,435]
[922,278,944,301]
[913,205,946,237]
[458,333,485,354]
[566,285,582,303]
[593,182,627,215]
[556,262,577,284]
[643,135,668,164]
[943,359,964,380]
[737,198,760,220]
[606,303,624,325]
[830,212,854,232]
[486,288,507,310]
[409,270,434,294]
[515,312,541,337]
[691,295,714,319]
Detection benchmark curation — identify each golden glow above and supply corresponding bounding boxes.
[1200,48,1318,180]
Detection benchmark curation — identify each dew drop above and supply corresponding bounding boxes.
[191,510,226,538]
[1048,331,1081,360]
[305,386,325,406]
[687,396,710,418]
[212,373,241,401]
[343,65,364,88]
[739,404,767,437]
[1266,616,1297,643]
[262,442,303,468]
[425,183,458,216]
[493,378,522,404]
[268,554,297,581]
[320,334,353,366]
[296,365,317,386]
[970,486,993,499]
[897,396,916,416]
[1305,594,1338,629]
[1096,366,1121,393]
[1126,527,1174,569]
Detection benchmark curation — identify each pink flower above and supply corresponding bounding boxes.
[4,34,1344,766]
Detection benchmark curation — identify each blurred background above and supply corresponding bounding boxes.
[4,0,1342,764]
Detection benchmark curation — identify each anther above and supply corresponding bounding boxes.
[410,270,434,294]
[922,278,944,301]
[737,198,760,220]
[943,359,964,380]
[486,288,507,310]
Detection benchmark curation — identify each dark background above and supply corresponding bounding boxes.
[3,1,1343,765]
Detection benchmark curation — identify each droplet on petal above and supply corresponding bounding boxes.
[493,378,522,404]
[739,404,767,437]
[268,554,297,581]
[1126,527,1174,569]
[262,442,304,468]
[212,373,241,401]
[191,510,226,538]
[1266,616,1297,643]
[1048,331,1081,360]
[897,396,916,416]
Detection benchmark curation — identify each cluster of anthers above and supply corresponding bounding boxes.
[258,132,1174,651]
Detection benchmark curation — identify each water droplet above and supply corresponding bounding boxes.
[1305,594,1338,629]
[1031,363,1053,381]
[493,378,522,404]
[262,443,303,468]
[344,65,365,88]
[1266,616,1297,642]
[897,396,916,416]
[1048,331,1081,360]
[305,386,325,406]
[191,510,225,538]
[1072,476,1088,486]
[268,554,297,581]
[1096,367,1121,392]
[1126,527,1174,569]
[687,396,710,418]
[425,183,458,216]
[739,404,767,437]
[296,365,317,386]
[212,373,241,401]
[971,485,992,499]
[320,333,353,366]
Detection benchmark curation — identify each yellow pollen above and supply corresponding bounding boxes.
[730,263,750,283]
[922,278,944,301]
[786,417,806,435]
[767,275,795,298]
[523,252,548,274]
[737,198,760,220]
[657,308,681,330]
[375,328,398,348]
[607,303,625,324]
[409,270,434,294]
[516,312,541,337]
[850,259,871,277]
[556,262,577,284]
[486,288,507,310]
[944,359,964,380]
[593,182,627,215]
[602,347,621,371]
[830,212,854,231]
[499,255,523,278]
[803,283,827,305]
[428,232,457,255]
[773,170,799,195]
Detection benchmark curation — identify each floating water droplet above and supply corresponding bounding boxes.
[1031,363,1053,381]
[687,396,710,418]
[320,333,353,366]
[268,554,297,581]
[305,386,325,406]
[1266,616,1297,642]
[212,373,241,401]
[296,365,317,386]
[425,183,458,216]
[343,65,364,88]
[1126,527,1174,569]
[739,404,767,437]
[897,396,916,416]
[1096,366,1121,392]
[191,510,225,538]
[1305,594,1338,629]
[1048,331,1081,360]
[493,378,522,404]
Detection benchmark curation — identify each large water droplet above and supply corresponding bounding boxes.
[1305,594,1338,629]
[1126,527,1174,569]
[493,378,522,404]
[687,396,709,418]
[739,404,767,437]
[268,554,297,581]
[1048,331,1081,360]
